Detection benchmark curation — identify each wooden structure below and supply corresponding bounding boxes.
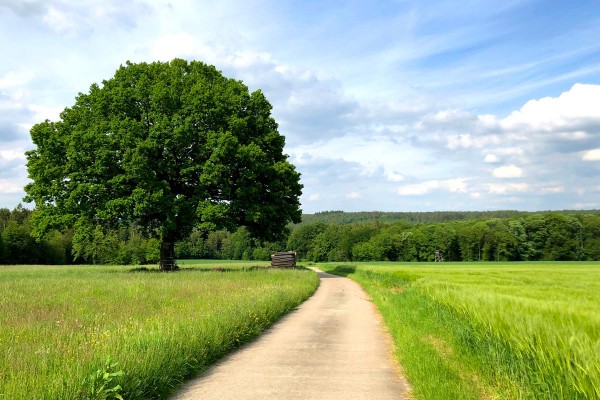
[271,251,297,268]
[434,250,443,262]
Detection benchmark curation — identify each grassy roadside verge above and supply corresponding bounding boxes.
[0,263,319,399]
[320,262,600,400]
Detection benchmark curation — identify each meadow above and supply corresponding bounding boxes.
[0,262,319,399]
[320,262,600,400]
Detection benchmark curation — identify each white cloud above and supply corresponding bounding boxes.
[28,104,64,123]
[492,165,523,178]
[43,5,78,34]
[573,202,599,209]
[346,191,361,199]
[434,109,472,122]
[0,70,33,89]
[495,147,524,156]
[484,154,500,163]
[501,83,600,132]
[485,183,529,194]
[0,179,23,194]
[397,178,469,196]
[386,171,405,182]
[446,178,470,193]
[446,133,500,149]
[308,193,320,201]
[152,33,198,60]
[0,150,25,162]
[539,185,564,193]
[557,130,588,140]
[397,181,439,196]
[582,148,600,161]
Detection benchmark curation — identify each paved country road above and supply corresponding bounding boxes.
[172,268,411,400]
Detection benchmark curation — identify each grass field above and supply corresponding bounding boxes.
[0,262,318,399]
[320,262,600,400]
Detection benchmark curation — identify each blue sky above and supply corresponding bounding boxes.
[1,0,600,213]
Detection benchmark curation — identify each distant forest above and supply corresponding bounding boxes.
[298,209,600,225]
[287,210,600,262]
[1,207,599,264]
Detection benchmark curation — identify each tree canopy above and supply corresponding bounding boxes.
[25,59,302,270]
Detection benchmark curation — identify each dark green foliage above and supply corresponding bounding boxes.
[286,222,327,260]
[24,59,302,270]
[290,212,600,263]
[0,205,73,264]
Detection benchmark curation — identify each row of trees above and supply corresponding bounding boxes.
[0,205,71,265]
[0,205,160,265]
[299,210,538,225]
[287,213,600,262]
[0,205,284,264]
[2,206,599,264]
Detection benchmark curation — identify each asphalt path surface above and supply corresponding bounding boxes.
[172,268,411,399]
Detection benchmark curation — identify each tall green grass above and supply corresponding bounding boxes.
[0,263,318,399]
[321,262,600,400]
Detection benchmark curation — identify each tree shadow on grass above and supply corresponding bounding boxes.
[128,266,161,273]
[325,265,357,277]
[128,265,309,273]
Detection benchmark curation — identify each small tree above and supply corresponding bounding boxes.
[25,59,302,270]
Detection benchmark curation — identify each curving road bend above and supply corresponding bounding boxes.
[172,268,411,400]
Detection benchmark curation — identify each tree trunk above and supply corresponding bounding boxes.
[159,239,178,271]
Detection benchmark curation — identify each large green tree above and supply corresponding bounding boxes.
[25,59,302,270]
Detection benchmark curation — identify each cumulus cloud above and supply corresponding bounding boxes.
[484,154,500,163]
[0,70,34,90]
[43,5,78,33]
[0,150,25,162]
[492,165,523,178]
[386,171,405,182]
[290,82,600,210]
[582,148,600,161]
[0,178,24,194]
[346,191,361,199]
[501,83,600,132]
[397,178,469,196]
[446,133,502,150]
[484,183,529,194]
[540,185,564,193]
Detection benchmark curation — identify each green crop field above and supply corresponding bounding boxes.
[0,263,318,399]
[319,262,600,400]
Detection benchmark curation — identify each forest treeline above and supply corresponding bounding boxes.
[299,209,600,225]
[1,206,600,264]
[286,213,600,262]
[0,205,281,265]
